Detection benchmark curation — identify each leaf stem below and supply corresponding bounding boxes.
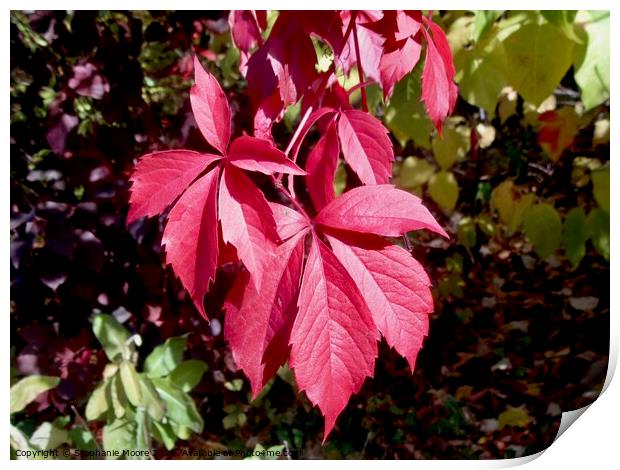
[271,175,310,220]
[352,18,368,112]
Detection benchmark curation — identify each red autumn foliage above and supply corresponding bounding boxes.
[127,10,457,440]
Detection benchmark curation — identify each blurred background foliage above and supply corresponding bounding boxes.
[10,10,609,459]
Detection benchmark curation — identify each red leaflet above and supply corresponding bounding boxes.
[219,166,279,285]
[290,234,378,439]
[162,168,220,320]
[306,121,339,211]
[128,57,302,316]
[380,37,422,98]
[337,109,394,184]
[227,136,305,175]
[269,202,311,241]
[245,12,318,135]
[326,233,433,370]
[127,150,221,225]
[228,10,266,73]
[339,11,384,83]
[190,56,231,154]
[224,232,306,397]
[315,184,449,238]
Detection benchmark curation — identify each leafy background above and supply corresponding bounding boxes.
[10,10,609,459]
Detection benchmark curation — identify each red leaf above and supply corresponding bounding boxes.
[290,107,337,162]
[162,167,220,319]
[218,166,279,281]
[246,12,318,134]
[190,56,231,154]
[269,202,311,241]
[224,232,306,397]
[229,10,265,73]
[315,184,448,238]
[227,136,304,175]
[340,11,384,84]
[420,19,458,133]
[290,234,378,439]
[127,150,221,225]
[327,233,432,370]
[380,37,423,98]
[306,121,339,211]
[337,109,394,184]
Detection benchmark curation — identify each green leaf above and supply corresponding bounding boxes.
[457,217,477,250]
[541,11,581,43]
[432,118,470,170]
[502,21,575,106]
[454,27,509,118]
[138,375,166,421]
[68,427,97,452]
[587,208,610,261]
[428,171,459,212]
[523,203,562,260]
[10,375,60,414]
[490,181,534,234]
[224,378,244,392]
[29,422,70,450]
[396,156,435,190]
[103,419,135,458]
[573,11,610,110]
[384,65,434,149]
[85,380,110,421]
[108,374,128,419]
[471,10,504,41]
[591,166,610,213]
[152,421,177,451]
[92,314,131,362]
[152,378,204,434]
[563,207,589,268]
[144,335,188,378]
[170,422,192,440]
[119,361,142,407]
[169,360,208,392]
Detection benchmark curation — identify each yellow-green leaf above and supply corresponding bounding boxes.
[119,361,142,408]
[396,156,435,190]
[10,375,60,414]
[591,166,610,213]
[523,203,562,260]
[573,11,610,110]
[502,21,575,106]
[498,406,531,429]
[432,118,470,170]
[428,171,459,212]
[563,207,588,268]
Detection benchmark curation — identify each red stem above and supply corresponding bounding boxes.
[271,175,309,220]
[352,18,368,112]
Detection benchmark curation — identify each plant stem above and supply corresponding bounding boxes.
[352,19,368,112]
[271,175,310,220]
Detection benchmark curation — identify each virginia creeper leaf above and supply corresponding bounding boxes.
[337,109,394,184]
[127,151,221,225]
[224,232,306,397]
[190,57,231,154]
[290,234,378,440]
[227,136,304,175]
[316,185,448,238]
[306,121,339,211]
[162,167,220,319]
[219,166,278,282]
[327,233,433,370]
